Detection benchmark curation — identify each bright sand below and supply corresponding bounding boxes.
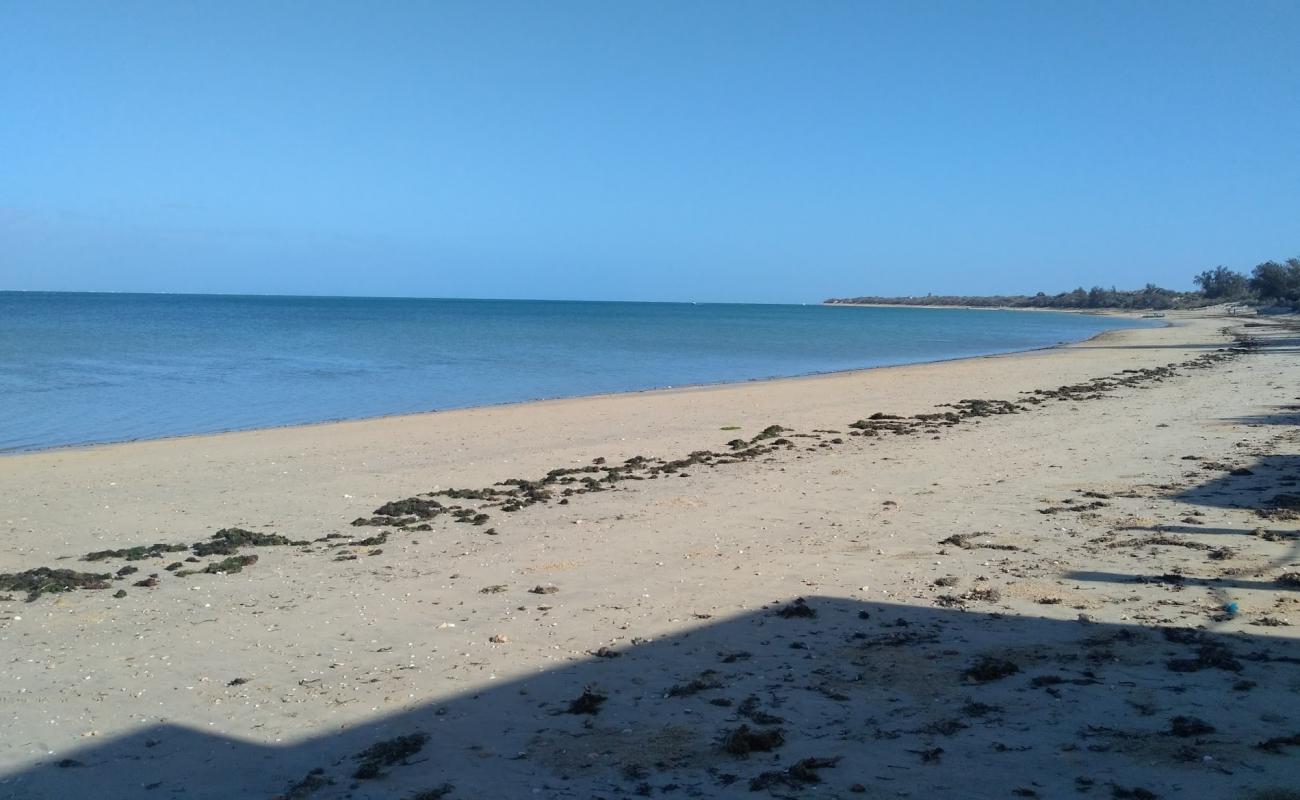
[2,311,1298,799]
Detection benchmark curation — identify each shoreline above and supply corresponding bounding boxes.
[5,310,1299,799]
[0,312,1202,566]
[0,310,1155,458]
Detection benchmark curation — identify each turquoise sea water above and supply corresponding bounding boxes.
[0,292,1149,452]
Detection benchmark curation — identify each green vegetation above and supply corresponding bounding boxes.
[827,255,1300,310]
[0,567,113,602]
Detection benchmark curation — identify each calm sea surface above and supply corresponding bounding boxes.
[0,293,1149,452]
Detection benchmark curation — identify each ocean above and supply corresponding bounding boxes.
[0,292,1149,452]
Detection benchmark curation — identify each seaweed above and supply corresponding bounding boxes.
[374,498,444,519]
[1168,716,1215,737]
[938,533,1019,551]
[0,567,113,602]
[738,696,784,725]
[1255,732,1300,754]
[775,597,817,619]
[565,686,607,715]
[751,424,789,441]
[748,757,839,791]
[192,528,290,557]
[352,732,430,780]
[667,670,724,697]
[177,554,258,576]
[721,725,784,756]
[962,656,1020,683]
[83,543,189,562]
[278,768,333,800]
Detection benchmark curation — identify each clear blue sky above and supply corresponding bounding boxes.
[2,1,1297,302]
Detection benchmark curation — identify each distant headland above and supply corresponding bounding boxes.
[827,256,1299,311]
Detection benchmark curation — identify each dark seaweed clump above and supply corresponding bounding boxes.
[176,555,259,577]
[1163,629,1242,673]
[1168,716,1215,737]
[748,757,840,791]
[721,724,785,756]
[280,768,333,800]
[83,543,189,562]
[775,597,817,618]
[962,656,1020,683]
[667,670,724,697]
[0,567,113,602]
[192,528,292,557]
[352,732,430,780]
[566,686,607,715]
[1255,732,1300,754]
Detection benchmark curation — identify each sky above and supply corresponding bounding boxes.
[1,1,1297,303]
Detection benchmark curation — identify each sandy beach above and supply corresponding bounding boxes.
[2,311,1298,799]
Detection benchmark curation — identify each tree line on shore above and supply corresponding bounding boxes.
[826,256,1300,310]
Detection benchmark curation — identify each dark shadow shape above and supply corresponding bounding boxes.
[1065,568,1300,594]
[1174,454,1300,513]
[1222,408,1300,427]
[1119,523,1268,537]
[2,597,1299,800]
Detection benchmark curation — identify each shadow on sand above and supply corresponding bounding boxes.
[3,596,1298,800]
[1174,454,1300,513]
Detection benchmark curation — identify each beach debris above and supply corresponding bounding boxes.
[192,528,292,557]
[1255,732,1300,754]
[667,670,724,697]
[920,718,969,736]
[176,554,258,576]
[738,696,783,725]
[1251,616,1290,627]
[774,597,817,618]
[1168,716,1215,737]
[0,567,112,602]
[962,656,1020,683]
[721,725,785,756]
[529,584,559,595]
[1039,500,1108,515]
[352,732,429,779]
[1163,629,1242,673]
[83,542,189,562]
[565,686,607,715]
[938,532,1019,551]
[961,701,1001,718]
[748,756,840,791]
[277,768,333,800]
